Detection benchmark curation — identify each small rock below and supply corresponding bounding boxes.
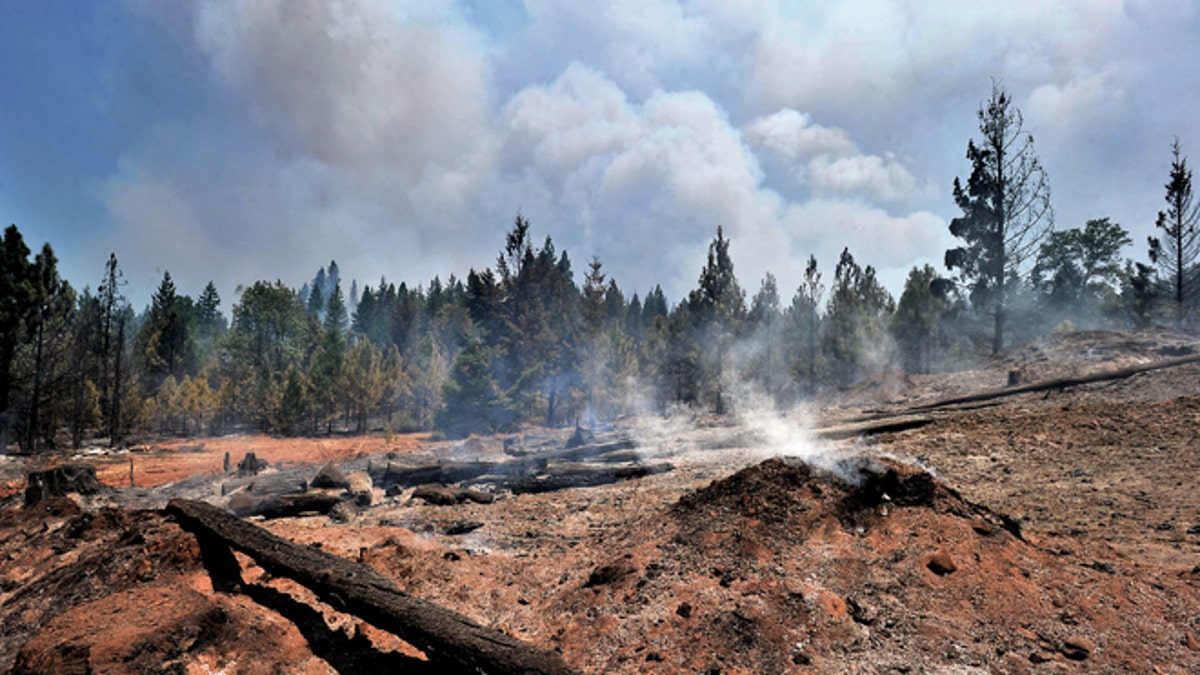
[1184,630,1200,652]
[444,520,484,536]
[926,548,958,575]
[1060,635,1094,661]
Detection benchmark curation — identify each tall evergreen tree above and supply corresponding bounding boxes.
[97,253,130,445]
[324,281,348,333]
[196,281,226,345]
[747,272,782,400]
[824,249,894,386]
[437,337,511,438]
[687,226,745,413]
[788,255,824,394]
[69,290,103,448]
[140,271,193,386]
[945,82,1053,354]
[891,265,954,374]
[0,225,35,435]
[1148,138,1200,324]
[21,243,75,450]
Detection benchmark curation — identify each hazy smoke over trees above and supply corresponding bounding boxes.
[0,78,1191,446]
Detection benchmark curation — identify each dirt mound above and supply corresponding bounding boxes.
[544,455,1200,673]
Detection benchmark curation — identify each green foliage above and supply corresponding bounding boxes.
[824,249,894,386]
[1120,261,1157,329]
[891,265,955,374]
[436,337,514,438]
[1032,218,1131,321]
[0,224,36,420]
[744,272,783,399]
[686,226,746,413]
[786,255,824,395]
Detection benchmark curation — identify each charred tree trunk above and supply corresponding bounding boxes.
[166,499,575,674]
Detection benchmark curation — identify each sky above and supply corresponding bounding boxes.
[2,0,1199,313]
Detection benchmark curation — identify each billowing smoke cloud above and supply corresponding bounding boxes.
[72,0,1200,307]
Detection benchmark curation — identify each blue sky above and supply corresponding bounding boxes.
[2,0,1199,311]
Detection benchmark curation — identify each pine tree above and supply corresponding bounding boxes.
[1148,138,1200,324]
[891,265,953,374]
[196,281,226,345]
[437,337,512,438]
[824,249,894,385]
[0,225,34,426]
[788,255,824,394]
[747,273,782,400]
[343,338,384,432]
[946,82,1053,354]
[140,271,193,386]
[97,253,130,445]
[21,243,75,450]
[687,226,745,413]
[324,281,348,333]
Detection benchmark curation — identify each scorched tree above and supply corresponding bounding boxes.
[945,82,1053,354]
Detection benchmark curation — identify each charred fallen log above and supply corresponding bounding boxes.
[372,461,512,488]
[372,439,643,490]
[409,484,496,505]
[227,491,343,519]
[506,462,674,495]
[891,352,1200,417]
[166,499,575,675]
[310,463,350,490]
[815,415,935,440]
[221,470,310,497]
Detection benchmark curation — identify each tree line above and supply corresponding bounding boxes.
[1,82,1196,449]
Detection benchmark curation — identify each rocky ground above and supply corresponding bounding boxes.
[2,328,1199,673]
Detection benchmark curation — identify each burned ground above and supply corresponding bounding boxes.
[2,329,1199,673]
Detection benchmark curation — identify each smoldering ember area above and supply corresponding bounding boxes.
[0,328,1197,673]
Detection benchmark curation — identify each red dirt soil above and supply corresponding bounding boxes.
[2,329,1200,673]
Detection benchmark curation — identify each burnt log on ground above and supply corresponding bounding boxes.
[371,439,643,489]
[410,484,496,505]
[166,499,575,675]
[310,463,350,489]
[372,461,512,488]
[541,439,638,462]
[506,462,674,495]
[815,415,935,440]
[227,490,343,519]
[854,352,1200,421]
[221,470,310,497]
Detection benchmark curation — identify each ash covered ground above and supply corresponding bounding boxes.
[2,329,1199,673]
